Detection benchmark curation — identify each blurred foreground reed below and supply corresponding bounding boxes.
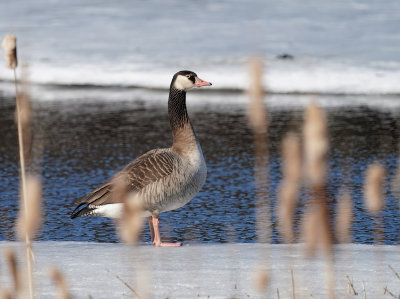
[2,33,49,299]
[0,34,398,297]
[246,57,398,298]
[2,33,35,299]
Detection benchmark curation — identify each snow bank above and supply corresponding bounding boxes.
[0,242,398,298]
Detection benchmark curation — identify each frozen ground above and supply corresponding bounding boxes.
[0,242,398,298]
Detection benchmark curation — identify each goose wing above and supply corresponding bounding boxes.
[72,149,176,208]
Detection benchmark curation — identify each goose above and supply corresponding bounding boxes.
[71,70,212,247]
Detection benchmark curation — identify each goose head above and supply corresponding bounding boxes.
[172,70,212,91]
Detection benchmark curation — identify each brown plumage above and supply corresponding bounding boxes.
[71,149,175,213]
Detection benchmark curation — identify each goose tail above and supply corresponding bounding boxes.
[70,203,96,219]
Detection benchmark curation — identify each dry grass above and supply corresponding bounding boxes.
[106,269,142,299]
[346,275,358,296]
[389,265,400,281]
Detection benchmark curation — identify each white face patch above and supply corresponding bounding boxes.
[173,75,195,90]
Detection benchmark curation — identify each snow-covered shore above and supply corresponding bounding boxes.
[0,242,398,298]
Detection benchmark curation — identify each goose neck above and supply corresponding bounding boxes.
[168,87,197,148]
[168,87,189,130]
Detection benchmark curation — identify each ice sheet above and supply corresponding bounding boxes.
[0,242,398,298]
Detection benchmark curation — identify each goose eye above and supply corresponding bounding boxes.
[185,74,191,79]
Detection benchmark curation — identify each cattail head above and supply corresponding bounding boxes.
[278,132,301,243]
[0,289,12,299]
[247,56,267,134]
[49,266,70,299]
[303,101,328,186]
[335,190,353,243]
[390,164,400,210]
[114,174,144,244]
[4,249,20,295]
[278,185,297,243]
[302,102,333,256]
[254,268,269,292]
[282,132,302,183]
[17,175,42,239]
[248,56,264,101]
[1,34,17,69]
[302,201,333,257]
[119,194,144,244]
[364,162,385,213]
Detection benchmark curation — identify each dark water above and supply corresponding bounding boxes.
[0,92,399,244]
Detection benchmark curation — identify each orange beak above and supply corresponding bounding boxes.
[195,76,212,87]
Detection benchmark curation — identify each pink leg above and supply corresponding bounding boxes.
[152,216,182,247]
[147,216,155,243]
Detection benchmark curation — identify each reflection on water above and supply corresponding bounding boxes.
[0,93,399,244]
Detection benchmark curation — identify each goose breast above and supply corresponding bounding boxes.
[138,144,206,214]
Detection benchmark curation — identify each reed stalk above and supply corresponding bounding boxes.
[2,33,35,299]
[388,265,400,280]
[301,101,335,299]
[346,275,358,296]
[278,132,301,243]
[363,162,386,297]
[277,133,301,298]
[290,269,296,299]
[247,56,271,295]
[383,286,396,298]
[302,102,333,256]
[247,56,270,244]
[361,281,366,299]
[14,69,35,299]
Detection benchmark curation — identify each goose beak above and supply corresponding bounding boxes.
[195,76,212,87]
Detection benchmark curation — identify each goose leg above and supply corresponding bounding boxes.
[151,215,182,247]
[148,216,155,243]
